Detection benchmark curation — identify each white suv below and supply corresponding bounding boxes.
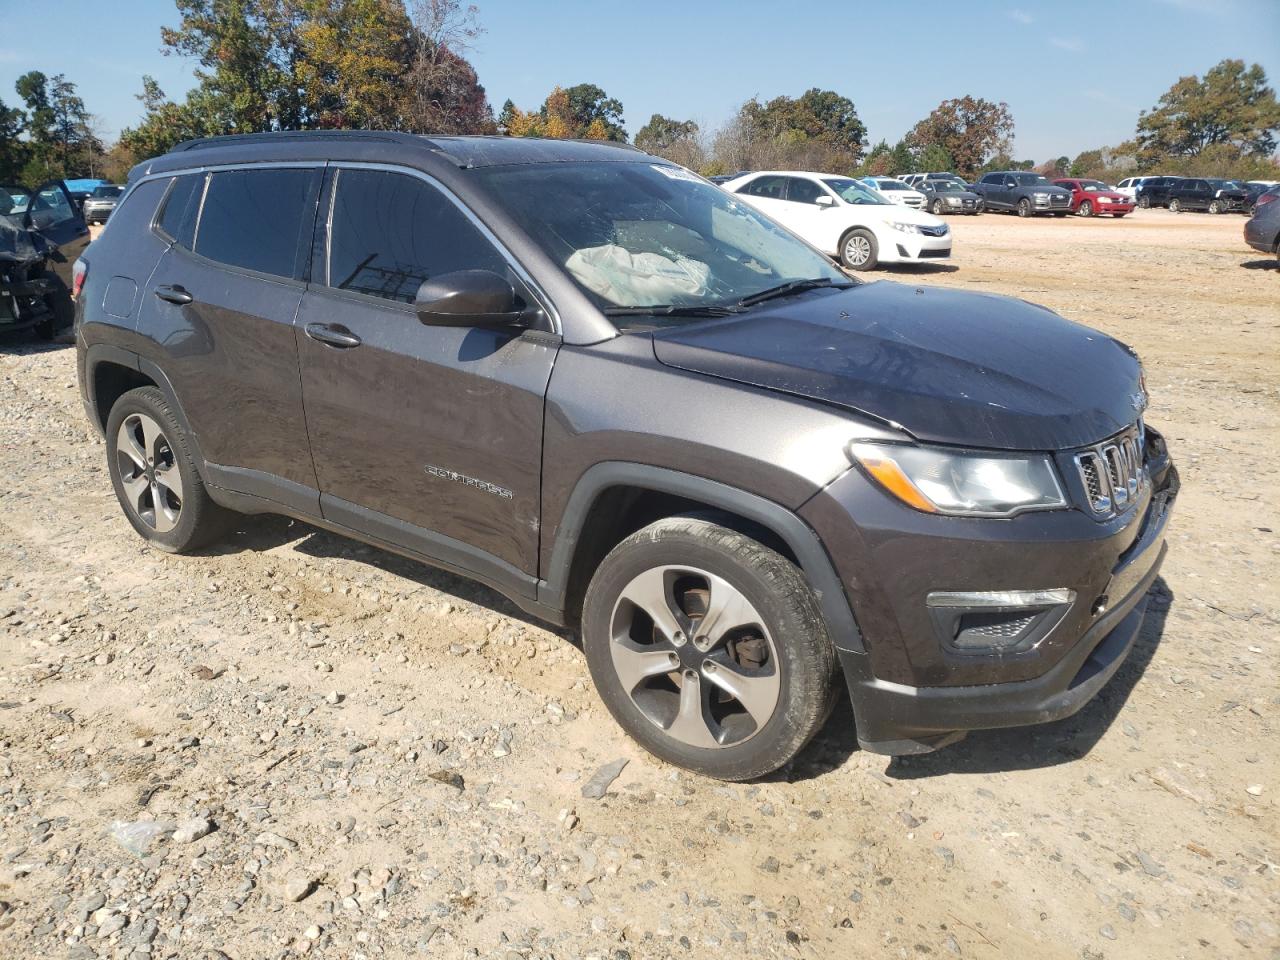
[1115,177,1152,200]
[861,177,926,208]
[725,171,951,271]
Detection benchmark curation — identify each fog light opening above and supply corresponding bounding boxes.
[1091,595,1109,617]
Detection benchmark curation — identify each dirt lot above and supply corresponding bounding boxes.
[1,208,1276,960]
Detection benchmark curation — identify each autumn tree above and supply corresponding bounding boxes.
[501,83,627,141]
[906,96,1014,177]
[858,139,894,176]
[1136,59,1280,165]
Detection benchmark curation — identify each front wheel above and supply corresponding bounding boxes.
[1017,198,1033,218]
[1077,200,1093,217]
[106,387,234,553]
[1113,213,1127,218]
[930,199,944,215]
[1139,195,1151,209]
[1169,198,1181,213]
[581,517,838,781]
[1208,200,1222,214]
[839,228,879,271]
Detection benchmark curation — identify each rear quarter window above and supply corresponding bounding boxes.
[156,174,204,247]
[193,168,319,280]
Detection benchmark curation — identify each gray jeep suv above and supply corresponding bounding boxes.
[75,133,1177,780]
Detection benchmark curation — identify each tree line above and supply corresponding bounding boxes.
[0,0,1276,188]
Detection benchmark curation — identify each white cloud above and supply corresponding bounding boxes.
[1009,8,1034,24]
[1050,36,1085,52]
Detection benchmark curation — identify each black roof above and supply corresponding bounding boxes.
[164,131,645,168]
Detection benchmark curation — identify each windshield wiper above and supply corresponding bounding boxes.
[736,277,854,308]
[602,304,739,318]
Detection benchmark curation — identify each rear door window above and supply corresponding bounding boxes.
[739,176,787,199]
[785,178,824,204]
[325,168,508,304]
[194,168,319,280]
[156,174,204,248]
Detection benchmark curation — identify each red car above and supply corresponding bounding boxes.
[1053,178,1135,218]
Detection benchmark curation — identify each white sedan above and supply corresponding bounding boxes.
[724,171,951,271]
[860,177,926,208]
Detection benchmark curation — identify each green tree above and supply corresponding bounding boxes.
[635,114,697,153]
[1137,59,1280,164]
[888,138,915,174]
[906,96,1014,177]
[0,97,28,182]
[557,83,626,140]
[858,139,893,176]
[917,142,954,173]
[1069,148,1103,177]
[13,71,102,180]
[743,88,867,165]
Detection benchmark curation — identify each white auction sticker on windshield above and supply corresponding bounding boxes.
[651,164,702,183]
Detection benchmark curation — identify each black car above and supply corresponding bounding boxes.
[1167,178,1248,214]
[1,181,90,338]
[971,171,1074,216]
[1135,176,1182,208]
[74,132,1177,780]
[916,179,983,215]
[1241,181,1277,214]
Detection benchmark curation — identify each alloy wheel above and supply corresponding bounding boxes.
[1170,199,1181,213]
[608,565,781,749]
[843,234,872,267]
[115,413,183,533]
[1078,201,1092,217]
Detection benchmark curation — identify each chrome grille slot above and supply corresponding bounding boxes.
[1074,424,1145,518]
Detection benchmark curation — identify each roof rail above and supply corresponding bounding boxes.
[169,130,438,153]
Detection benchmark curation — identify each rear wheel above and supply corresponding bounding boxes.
[1169,198,1182,213]
[581,517,838,781]
[839,228,878,271]
[1017,197,1033,218]
[1077,200,1093,217]
[105,387,233,553]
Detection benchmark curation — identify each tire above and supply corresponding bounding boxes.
[1114,213,1127,218]
[1169,199,1181,213]
[1016,197,1033,218]
[1139,195,1151,209]
[1077,200,1093,218]
[1209,200,1222,214]
[930,199,944,215]
[581,516,838,781]
[839,228,878,271]
[105,386,233,553]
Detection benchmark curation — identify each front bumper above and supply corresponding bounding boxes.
[886,230,951,262]
[1087,199,1135,213]
[799,430,1178,755]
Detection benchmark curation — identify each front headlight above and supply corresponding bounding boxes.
[888,221,922,234]
[850,443,1068,517]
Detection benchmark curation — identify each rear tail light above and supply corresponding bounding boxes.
[1258,194,1278,207]
[71,259,88,300]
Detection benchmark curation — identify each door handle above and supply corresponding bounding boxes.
[154,284,193,305]
[305,322,362,349]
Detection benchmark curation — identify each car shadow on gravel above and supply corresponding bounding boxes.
[1239,258,1278,271]
[0,335,73,355]
[880,263,960,275]
[207,514,565,630]
[775,578,1175,783]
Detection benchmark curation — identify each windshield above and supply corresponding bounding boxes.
[1080,180,1109,191]
[822,177,889,205]
[471,161,846,323]
[1014,173,1052,186]
[932,181,963,193]
[91,185,124,198]
[875,179,912,191]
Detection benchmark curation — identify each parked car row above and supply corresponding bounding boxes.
[1117,175,1274,214]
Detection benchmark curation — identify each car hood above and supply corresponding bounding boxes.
[844,203,944,226]
[651,281,1144,451]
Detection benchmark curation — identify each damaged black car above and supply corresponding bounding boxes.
[1,181,90,339]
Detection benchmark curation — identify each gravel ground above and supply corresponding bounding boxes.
[0,208,1276,960]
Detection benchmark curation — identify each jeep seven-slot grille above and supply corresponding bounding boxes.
[1074,425,1145,516]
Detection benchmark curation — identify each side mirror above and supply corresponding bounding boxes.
[815,195,835,207]
[414,269,532,328]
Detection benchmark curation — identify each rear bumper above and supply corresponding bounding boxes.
[836,473,1176,755]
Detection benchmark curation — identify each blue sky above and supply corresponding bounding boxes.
[2,0,1276,162]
